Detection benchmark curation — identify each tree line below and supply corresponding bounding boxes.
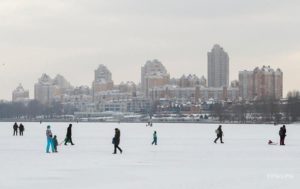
[1,91,300,123]
[210,91,300,124]
[0,100,77,119]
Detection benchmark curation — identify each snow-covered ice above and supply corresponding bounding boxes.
[0,122,299,189]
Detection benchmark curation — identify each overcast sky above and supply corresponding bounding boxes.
[0,0,299,100]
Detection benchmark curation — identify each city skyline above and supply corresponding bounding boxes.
[1,1,299,100]
[2,54,286,101]
[12,60,282,103]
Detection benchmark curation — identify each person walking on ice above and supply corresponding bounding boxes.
[214,125,224,144]
[64,124,74,145]
[152,131,158,145]
[112,128,122,154]
[13,122,18,136]
[46,125,54,153]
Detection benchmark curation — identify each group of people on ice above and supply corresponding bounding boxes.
[10,121,282,153]
[111,129,158,154]
[43,124,159,154]
[46,126,58,153]
[44,123,287,154]
[46,124,75,153]
[213,124,287,146]
[268,125,287,145]
[13,122,25,136]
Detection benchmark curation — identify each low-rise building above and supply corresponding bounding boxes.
[149,85,239,102]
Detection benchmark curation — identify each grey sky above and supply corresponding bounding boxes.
[0,0,299,100]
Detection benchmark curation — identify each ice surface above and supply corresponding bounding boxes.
[0,122,299,189]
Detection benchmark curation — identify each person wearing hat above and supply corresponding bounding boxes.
[46,125,54,153]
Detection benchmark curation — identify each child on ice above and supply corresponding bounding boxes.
[53,135,59,152]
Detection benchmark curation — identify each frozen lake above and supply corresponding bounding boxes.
[0,122,299,189]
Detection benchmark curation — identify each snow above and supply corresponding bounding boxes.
[0,122,299,189]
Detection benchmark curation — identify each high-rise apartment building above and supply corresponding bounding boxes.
[12,84,29,102]
[53,74,73,91]
[274,68,283,100]
[207,44,229,87]
[141,59,170,97]
[239,71,254,100]
[34,74,55,105]
[34,74,73,104]
[92,65,114,101]
[94,64,113,82]
[239,66,283,100]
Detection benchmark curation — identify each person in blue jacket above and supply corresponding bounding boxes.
[46,125,54,153]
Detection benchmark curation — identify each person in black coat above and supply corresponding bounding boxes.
[279,125,287,145]
[13,122,18,136]
[112,128,123,154]
[214,125,224,144]
[64,124,74,145]
[19,123,25,136]
[53,135,59,152]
